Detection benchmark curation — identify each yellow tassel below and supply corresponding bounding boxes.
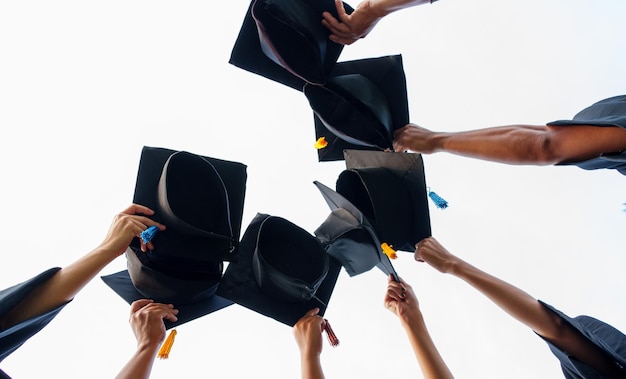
[314,137,328,149]
[381,243,397,259]
[157,329,177,359]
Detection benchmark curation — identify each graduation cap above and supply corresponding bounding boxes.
[333,150,431,252]
[101,146,248,328]
[305,55,409,161]
[216,213,341,326]
[229,0,353,91]
[313,181,398,280]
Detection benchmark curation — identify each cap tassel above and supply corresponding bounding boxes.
[314,136,328,149]
[323,319,339,347]
[157,329,177,359]
[428,189,448,209]
[140,225,160,244]
[381,243,397,259]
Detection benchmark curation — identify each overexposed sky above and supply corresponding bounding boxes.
[1,1,625,378]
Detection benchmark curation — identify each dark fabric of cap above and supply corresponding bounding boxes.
[216,213,341,326]
[313,181,398,279]
[307,55,409,161]
[335,150,431,252]
[1,268,70,364]
[130,146,247,263]
[229,0,352,91]
[99,146,246,328]
[102,265,234,329]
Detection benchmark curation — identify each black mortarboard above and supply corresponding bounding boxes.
[313,181,398,280]
[305,55,409,161]
[229,0,353,91]
[334,150,431,252]
[101,146,248,327]
[216,213,341,326]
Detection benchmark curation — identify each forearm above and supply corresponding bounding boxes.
[369,0,431,16]
[401,313,454,379]
[436,125,559,165]
[116,342,160,379]
[300,353,325,379]
[3,245,119,328]
[449,259,557,336]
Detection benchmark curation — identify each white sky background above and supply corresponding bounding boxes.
[0,0,625,378]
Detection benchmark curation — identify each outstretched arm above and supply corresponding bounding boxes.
[384,275,454,379]
[415,236,626,378]
[322,0,431,45]
[1,204,165,329]
[116,300,179,379]
[393,123,626,166]
[293,308,326,379]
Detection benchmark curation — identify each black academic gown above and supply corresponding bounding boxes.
[0,268,70,378]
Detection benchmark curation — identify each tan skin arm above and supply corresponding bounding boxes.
[415,237,626,378]
[116,300,179,379]
[293,308,326,379]
[393,123,626,166]
[0,204,165,330]
[321,0,431,45]
[384,275,454,379]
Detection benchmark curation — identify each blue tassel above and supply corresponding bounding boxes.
[428,190,449,209]
[140,225,160,244]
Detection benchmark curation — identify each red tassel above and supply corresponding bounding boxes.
[323,319,339,347]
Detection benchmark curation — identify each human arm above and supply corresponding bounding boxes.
[321,0,432,45]
[0,204,165,330]
[116,299,179,379]
[384,275,454,379]
[293,308,326,379]
[415,236,626,377]
[393,123,626,166]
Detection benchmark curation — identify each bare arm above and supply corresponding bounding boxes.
[385,275,454,379]
[415,237,626,378]
[116,300,179,379]
[293,308,326,379]
[1,204,165,329]
[393,123,626,165]
[321,0,431,45]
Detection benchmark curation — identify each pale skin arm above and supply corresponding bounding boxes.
[116,300,179,379]
[293,308,326,379]
[393,123,626,166]
[415,236,626,378]
[321,0,431,45]
[384,275,454,379]
[0,204,166,330]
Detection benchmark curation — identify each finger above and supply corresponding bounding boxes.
[163,310,179,323]
[123,203,155,216]
[414,242,425,262]
[304,307,320,318]
[387,283,405,299]
[330,35,356,45]
[335,0,349,22]
[130,299,154,313]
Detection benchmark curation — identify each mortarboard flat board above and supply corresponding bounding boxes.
[305,55,409,161]
[101,146,247,327]
[102,265,234,329]
[336,150,431,252]
[313,181,398,280]
[229,0,353,91]
[216,213,341,326]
